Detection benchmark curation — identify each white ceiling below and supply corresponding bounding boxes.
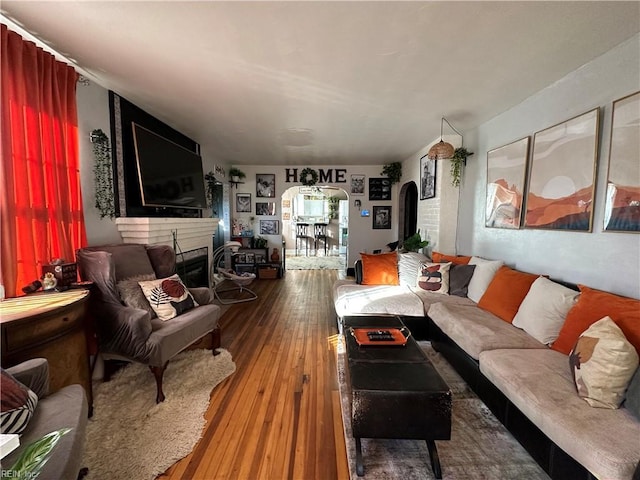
[2,1,639,166]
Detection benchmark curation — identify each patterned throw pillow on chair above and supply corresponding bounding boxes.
[138,274,199,321]
[1,369,38,434]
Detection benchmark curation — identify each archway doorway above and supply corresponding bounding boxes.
[281,186,348,270]
[399,182,418,243]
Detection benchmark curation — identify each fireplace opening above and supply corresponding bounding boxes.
[176,247,209,288]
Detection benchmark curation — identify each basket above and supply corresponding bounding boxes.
[258,266,279,279]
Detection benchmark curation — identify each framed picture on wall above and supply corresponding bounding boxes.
[486,136,530,229]
[372,206,392,229]
[420,154,437,200]
[369,178,391,200]
[604,90,640,232]
[260,219,280,235]
[350,174,365,195]
[256,202,276,216]
[256,174,276,198]
[524,108,599,232]
[236,193,251,213]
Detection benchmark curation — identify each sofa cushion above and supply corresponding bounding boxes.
[477,266,539,323]
[625,368,640,420]
[139,274,198,321]
[552,285,640,356]
[570,317,639,409]
[360,252,399,285]
[467,257,504,303]
[0,369,38,434]
[416,261,451,294]
[117,273,157,318]
[431,251,471,265]
[428,303,545,360]
[398,252,428,287]
[479,348,640,480]
[512,276,579,345]
[448,264,476,297]
[333,282,425,318]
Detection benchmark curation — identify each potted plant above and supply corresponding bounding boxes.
[228,167,246,183]
[450,147,474,187]
[402,229,429,253]
[381,162,402,185]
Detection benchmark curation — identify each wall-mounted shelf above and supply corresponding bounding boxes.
[229,181,245,188]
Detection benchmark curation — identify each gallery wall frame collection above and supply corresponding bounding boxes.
[485,137,530,229]
[420,154,437,200]
[604,90,640,233]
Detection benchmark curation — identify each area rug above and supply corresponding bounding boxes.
[285,254,346,270]
[83,348,236,479]
[337,339,550,479]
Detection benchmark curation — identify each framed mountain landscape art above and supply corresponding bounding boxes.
[604,91,640,232]
[486,137,530,229]
[524,108,599,231]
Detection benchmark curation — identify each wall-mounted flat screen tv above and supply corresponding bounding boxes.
[133,123,207,210]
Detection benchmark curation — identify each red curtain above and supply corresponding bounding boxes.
[1,24,87,298]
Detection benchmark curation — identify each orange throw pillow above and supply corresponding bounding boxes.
[552,285,640,356]
[361,252,399,285]
[478,266,539,323]
[431,251,471,265]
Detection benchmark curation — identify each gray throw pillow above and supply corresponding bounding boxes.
[624,367,640,420]
[449,264,476,297]
[117,273,157,318]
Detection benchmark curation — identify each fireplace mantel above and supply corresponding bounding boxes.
[115,217,217,267]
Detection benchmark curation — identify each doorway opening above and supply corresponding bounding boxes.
[399,182,418,244]
[281,186,349,271]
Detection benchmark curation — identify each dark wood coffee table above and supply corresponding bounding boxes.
[343,315,451,478]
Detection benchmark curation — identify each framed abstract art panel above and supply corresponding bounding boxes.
[486,137,530,229]
[524,108,599,232]
[604,91,640,232]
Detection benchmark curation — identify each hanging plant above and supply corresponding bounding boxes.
[204,171,218,208]
[299,168,319,186]
[450,147,474,187]
[91,129,115,218]
[381,162,402,185]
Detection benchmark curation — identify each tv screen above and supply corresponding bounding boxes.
[133,123,207,210]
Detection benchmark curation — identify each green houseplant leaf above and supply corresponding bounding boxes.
[381,162,402,185]
[402,229,429,252]
[9,428,71,477]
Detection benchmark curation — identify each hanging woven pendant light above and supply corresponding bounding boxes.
[427,117,456,160]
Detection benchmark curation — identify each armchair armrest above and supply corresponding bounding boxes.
[6,358,50,398]
[189,287,214,306]
[98,304,154,362]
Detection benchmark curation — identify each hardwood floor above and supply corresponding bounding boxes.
[161,269,350,480]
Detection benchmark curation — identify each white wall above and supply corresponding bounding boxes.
[457,34,640,299]
[229,165,400,267]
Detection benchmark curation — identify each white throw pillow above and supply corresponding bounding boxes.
[512,276,579,345]
[466,257,503,303]
[398,252,428,287]
[570,317,639,409]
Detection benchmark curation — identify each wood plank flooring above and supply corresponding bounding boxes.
[161,269,349,480]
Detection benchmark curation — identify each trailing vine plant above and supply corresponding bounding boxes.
[450,147,474,187]
[91,129,115,218]
[299,168,319,186]
[381,162,402,184]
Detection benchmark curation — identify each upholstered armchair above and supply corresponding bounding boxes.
[76,243,221,403]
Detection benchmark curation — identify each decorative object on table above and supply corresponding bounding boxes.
[486,137,530,229]
[524,108,599,231]
[271,247,280,262]
[235,193,251,213]
[604,90,640,232]
[381,162,402,185]
[260,219,280,235]
[401,229,429,252]
[420,154,437,200]
[450,147,474,187]
[368,178,392,200]
[299,168,319,186]
[41,272,57,291]
[41,260,77,289]
[90,128,115,219]
[256,202,276,215]
[427,117,460,161]
[350,174,365,195]
[256,173,276,197]
[228,167,246,183]
[372,206,392,230]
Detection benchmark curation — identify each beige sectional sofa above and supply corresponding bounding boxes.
[333,252,640,480]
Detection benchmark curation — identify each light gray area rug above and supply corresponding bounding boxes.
[83,348,235,479]
[286,254,346,270]
[337,339,550,479]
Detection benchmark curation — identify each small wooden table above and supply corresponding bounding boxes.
[0,289,93,412]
